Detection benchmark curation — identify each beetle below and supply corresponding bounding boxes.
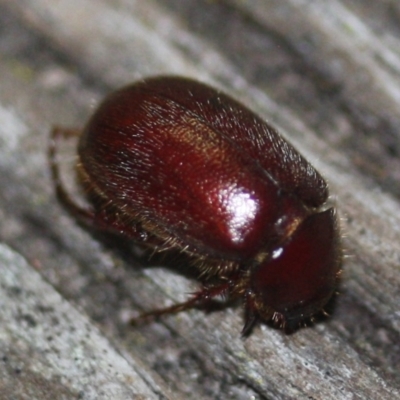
[49,76,341,335]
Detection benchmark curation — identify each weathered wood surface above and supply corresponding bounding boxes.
[1,0,400,399]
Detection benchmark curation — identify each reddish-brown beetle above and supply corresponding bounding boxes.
[50,76,341,335]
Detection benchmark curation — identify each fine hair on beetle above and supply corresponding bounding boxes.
[49,76,342,336]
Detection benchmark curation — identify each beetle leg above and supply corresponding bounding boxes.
[241,308,258,337]
[241,291,260,337]
[130,282,231,326]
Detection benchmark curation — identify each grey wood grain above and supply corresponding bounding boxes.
[0,0,399,398]
[0,244,171,399]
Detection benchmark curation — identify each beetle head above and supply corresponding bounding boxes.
[244,208,341,334]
